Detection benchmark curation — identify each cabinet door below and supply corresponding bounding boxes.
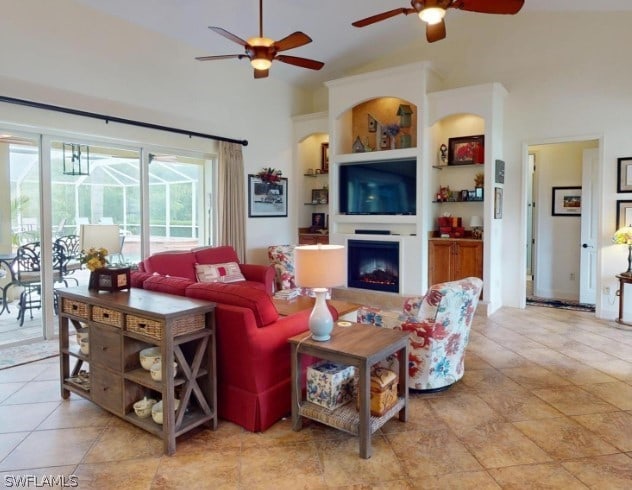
[90,324,122,372]
[454,241,483,280]
[429,241,454,285]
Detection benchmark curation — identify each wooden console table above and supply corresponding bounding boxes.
[289,322,408,459]
[57,286,216,455]
[616,274,632,326]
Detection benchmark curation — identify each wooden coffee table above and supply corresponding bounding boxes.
[273,296,361,320]
[289,322,408,459]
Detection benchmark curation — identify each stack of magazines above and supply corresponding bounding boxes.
[274,288,301,300]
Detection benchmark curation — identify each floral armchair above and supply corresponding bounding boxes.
[357,277,483,392]
[267,245,296,292]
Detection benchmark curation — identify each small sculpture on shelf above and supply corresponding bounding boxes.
[438,144,448,166]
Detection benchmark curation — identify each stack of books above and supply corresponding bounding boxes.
[274,288,301,300]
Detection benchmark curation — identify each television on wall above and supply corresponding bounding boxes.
[339,159,417,215]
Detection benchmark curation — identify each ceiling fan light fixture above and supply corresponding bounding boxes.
[251,57,272,70]
[419,7,445,25]
[247,36,274,47]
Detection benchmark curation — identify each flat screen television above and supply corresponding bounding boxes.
[339,159,417,215]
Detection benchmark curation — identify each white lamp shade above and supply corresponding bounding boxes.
[295,245,345,288]
[469,216,483,228]
[80,224,122,254]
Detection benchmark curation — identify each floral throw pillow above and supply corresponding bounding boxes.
[195,262,245,283]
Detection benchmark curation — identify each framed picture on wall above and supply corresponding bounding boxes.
[448,135,484,165]
[551,186,581,216]
[616,200,632,229]
[247,175,288,218]
[321,143,329,173]
[617,157,632,192]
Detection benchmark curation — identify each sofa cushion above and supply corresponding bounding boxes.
[193,245,239,265]
[130,271,154,289]
[185,282,279,327]
[143,251,197,281]
[143,275,195,296]
[195,262,246,283]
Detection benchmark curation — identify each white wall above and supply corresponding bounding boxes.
[0,0,311,265]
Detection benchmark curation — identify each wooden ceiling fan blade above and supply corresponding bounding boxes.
[274,32,312,52]
[454,0,524,15]
[208,26,248,47]
[254,69,269,79]
[426,20,446,43]
[195,54,246,61]
[276,55,324,71]
[352,8,415,28]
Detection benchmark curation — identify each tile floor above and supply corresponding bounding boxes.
[1,306,632,489]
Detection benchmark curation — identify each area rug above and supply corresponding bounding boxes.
[0,339,59,370]
[526,297,596,312]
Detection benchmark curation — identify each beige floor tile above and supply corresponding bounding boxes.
[0,401,60,432]
[513,417,618,460]
[0,382,24,403]
[0,363,49,383]
[387,429,483,478]
[241,416,321,448]
[409,471,502,489]
[500,365,573,389]
[579,381,632,410]
[241,442,326,489]
[428,393,505,432]
[380,396,449,434]
[0,432,29,461]
[458,422,552,468]
[2,380,61,404]
[474,386,564,422]
[0,427,102,471]
[572,411,632,452]
[36,398,113,430]
[532,385,619,415]
[316,435,404,487]
[487,463,588,489]
[174,421,243,453]
[82,424,163,463]
[460,368,525,393]
[562,453,632,489]
[585,358,632,383]
[153,453,241,490]
[75,457,161,490]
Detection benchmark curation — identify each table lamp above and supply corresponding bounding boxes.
[294,244,346,341]
[469,215,483,239]
[613,225,632,276]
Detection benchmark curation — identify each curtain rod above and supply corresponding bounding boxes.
[0,95,248,146]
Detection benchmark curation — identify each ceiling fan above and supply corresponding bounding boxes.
[195,0,324,79]
[352,0,525,43]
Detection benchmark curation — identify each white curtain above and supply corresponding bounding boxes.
[217,142,246,262]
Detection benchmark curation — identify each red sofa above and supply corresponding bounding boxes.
[131,246,335,432]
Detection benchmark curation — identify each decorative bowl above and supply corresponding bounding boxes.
[79,338,90,355]
[133,397,157,418]
[149,360,178,382]
[139,347,161,371]
[151,399,180,425]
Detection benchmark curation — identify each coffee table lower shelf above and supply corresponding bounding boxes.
[299,397,405,435]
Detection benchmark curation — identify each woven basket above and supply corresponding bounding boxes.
[92,306,123,328]
[62,299,89,319]
[126,314,205,340]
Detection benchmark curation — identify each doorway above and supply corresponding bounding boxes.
[526,139,599,310]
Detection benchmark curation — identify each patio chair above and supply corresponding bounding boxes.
[54,235,81,286]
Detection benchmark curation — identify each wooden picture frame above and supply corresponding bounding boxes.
[617,157,632,192]
[311,188,328,204]
[311,212,325,231]
[552,186,581,216]
[248,175,288,218]
[448,134,484,165]
[616,200,632,229]
[321,142,329,173]
[494,187,503,219]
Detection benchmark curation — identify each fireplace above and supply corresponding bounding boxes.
[347,240,399,293]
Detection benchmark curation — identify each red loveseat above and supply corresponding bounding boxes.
[131,246,334,432]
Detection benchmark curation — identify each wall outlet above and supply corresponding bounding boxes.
[570,272,576,280]
[604,286,611,295]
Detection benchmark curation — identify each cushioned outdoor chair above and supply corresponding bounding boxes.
[357,277,483,392]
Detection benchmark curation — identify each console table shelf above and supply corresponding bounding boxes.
[58,286,217,455]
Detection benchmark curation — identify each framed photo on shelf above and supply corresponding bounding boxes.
[494,187,503,219]
[448,135,484,165]
[617,157,632,192]
[311,212,325,231]
[311,188,328,204]
[616,200,632,229]
[321,143,329,173]
[247,175,288,218]
[551,186,581,216]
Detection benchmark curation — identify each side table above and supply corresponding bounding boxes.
[616,274,632,326]
[289,322,408,459]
